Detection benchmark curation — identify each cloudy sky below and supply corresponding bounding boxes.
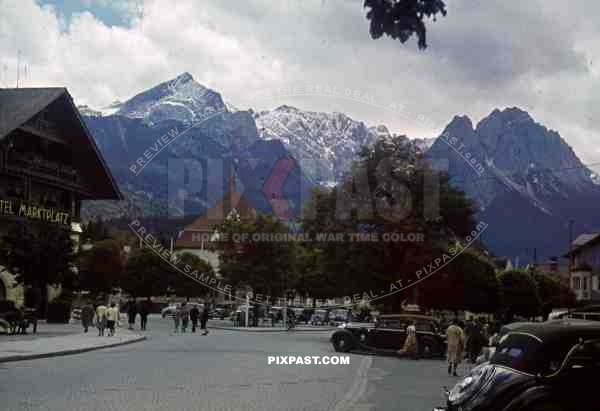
[1,0,599,166]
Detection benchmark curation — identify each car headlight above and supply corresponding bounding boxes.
[337,323,346,328]
[448,364,494,405]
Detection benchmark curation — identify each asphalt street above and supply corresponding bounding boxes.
[0,315,462,411]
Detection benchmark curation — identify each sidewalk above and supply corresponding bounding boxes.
[0,328,146,363]
[208,319,337,332]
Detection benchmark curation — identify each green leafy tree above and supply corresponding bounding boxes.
[531,271,561,320]
[76,239,124,298]
[213,214,297,301]
[301,136,477,310]
[81,217,110,242]
[121,247,174,298]
[420,249,499,314]
[168,252,214,301]
[2,221,75,315]
[364,0,447,49]
[498,270,541,321]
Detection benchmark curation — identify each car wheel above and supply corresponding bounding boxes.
[332,333,353,352]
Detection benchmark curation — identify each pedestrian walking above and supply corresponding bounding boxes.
[397,320,418,359]
[106,303,118,336]
[95,303,107,336]
[201,303,210,335]
[172,303,181,333]
[139,298,150,331]
[180,302,189,333]
[446,318,465,376]
[127,298,137,330]
[81,302,94,333]
[190,303,200,333]
[468,319,484,363]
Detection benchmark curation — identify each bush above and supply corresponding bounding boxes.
[46,293,74,323]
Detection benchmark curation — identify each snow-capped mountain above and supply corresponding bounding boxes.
[79,73,600,263]
[115,72,226,124]
[81,73,308,220]
[254,105,390,181]
[426,107,600,262]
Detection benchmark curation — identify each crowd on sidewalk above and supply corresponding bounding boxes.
[170,302,211,335]
[79,298,152,337]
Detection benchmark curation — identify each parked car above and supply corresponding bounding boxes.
[161,303,180,318]
[434,320,600,411]
[331,313,446,358]
[310,309,329,325]
[329,308,350,326]
[476,321,533,365]
[210,307,227,319]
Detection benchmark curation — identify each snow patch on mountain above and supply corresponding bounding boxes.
[254,105,387,181]
[115,72,227,124]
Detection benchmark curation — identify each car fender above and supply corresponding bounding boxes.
[500,384,555,411]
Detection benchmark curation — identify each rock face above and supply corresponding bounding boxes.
[254,105,388,182]
[81,73,309,220]
[80,74,599,263]
[427,107,600,263]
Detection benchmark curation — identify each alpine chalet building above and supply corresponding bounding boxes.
[0,87,122,304]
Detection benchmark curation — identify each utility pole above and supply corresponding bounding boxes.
[16,50,20,88]
[568,219,574,287]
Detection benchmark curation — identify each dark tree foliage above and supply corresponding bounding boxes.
[168,252,213,300]
[121,247,175,298]
[2,221,75,288]
[212,214,297,300]
[498,270,541,321]
[76,239,124,297]
[302,136,477,308]
[364,0,447,49]
[420,250,499,313]
[81,217,110,242]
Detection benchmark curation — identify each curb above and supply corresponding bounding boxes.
[0,335,147,363]
[210,326,337,332]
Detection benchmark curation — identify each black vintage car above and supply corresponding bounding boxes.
[434,320,600,411]
[331,313,446,358]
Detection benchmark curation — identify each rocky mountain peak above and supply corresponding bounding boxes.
[115,72,225,124]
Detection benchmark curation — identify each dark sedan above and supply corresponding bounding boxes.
[330,313,446,358]
[434,320,600,411]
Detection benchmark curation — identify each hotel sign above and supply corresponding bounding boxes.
[0,199,70,226]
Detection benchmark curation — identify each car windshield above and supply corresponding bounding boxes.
[491,333,577,375]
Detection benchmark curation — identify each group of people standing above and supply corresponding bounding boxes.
[80,298,153,336]
[126,298,152,331]
[172,302,210,335]
[394,316,497,377]
[80,302,121,336]
[445,317,498,376]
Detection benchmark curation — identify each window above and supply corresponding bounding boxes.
[574,277,581,290]
[584,277,588,291]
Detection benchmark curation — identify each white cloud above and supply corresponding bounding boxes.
[1,0,599,165]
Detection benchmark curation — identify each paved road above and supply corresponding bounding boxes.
[0,315,460,411]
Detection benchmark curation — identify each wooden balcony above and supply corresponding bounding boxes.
[2,151,91,195]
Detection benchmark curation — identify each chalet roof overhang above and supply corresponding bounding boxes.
[0,87,122,200]
[564,233,600,258]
